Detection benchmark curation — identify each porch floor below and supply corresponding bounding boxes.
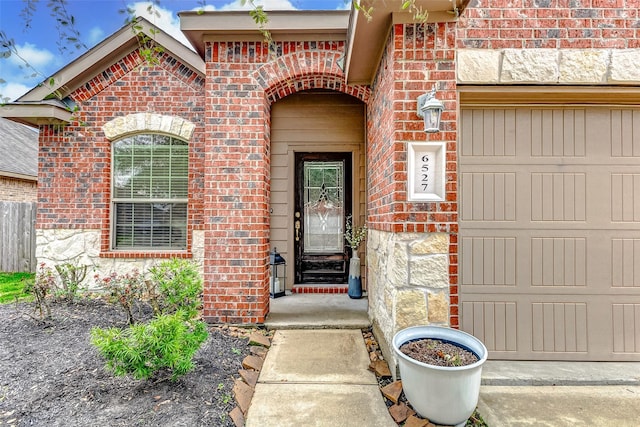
[265,292,369,329]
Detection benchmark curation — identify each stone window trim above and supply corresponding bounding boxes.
[102,113,196,142]
[102,113,196,256]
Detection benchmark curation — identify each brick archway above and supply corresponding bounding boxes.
[252,50,371,104]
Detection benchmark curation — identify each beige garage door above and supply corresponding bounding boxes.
[459,106,640,361]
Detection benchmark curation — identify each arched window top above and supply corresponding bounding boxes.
[103,113,195,141]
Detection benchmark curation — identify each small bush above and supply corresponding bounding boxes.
[91,313,208,381]
[54,262,87,302]
[148,258,202,318]
[92,259,208,381]
[95,269,146,325]
[23,264,57,320]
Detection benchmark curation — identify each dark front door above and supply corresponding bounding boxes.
[294,152,352,283]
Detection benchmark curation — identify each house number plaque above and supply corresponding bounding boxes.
[408,142,445,201]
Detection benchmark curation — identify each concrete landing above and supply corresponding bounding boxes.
[245,329,395,427]
[478,385,640,427]
[265,293,369,329]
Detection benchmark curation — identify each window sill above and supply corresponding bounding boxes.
[100,250,192,259]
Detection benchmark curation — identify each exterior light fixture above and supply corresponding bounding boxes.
[269,248,286,298]
[416,88,444,133]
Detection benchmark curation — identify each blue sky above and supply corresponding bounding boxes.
[0,0,350,101]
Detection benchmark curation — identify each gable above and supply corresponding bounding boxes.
[0,18,205,126]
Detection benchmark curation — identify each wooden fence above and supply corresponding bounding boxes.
[0,202,36,273]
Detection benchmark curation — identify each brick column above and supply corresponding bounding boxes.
[202,52,270,323]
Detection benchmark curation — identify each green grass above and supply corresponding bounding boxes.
[0,272,34,304]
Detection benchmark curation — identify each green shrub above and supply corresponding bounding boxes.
[54,262,87,302]
[91,313,208,380]
[148,259,203,319]
[91,259,208,380]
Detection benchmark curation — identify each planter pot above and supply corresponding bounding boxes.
[392,326,488,427]
[347,255,362,299]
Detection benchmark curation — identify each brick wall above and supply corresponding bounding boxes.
[0,176,37,202]
[368,23,458,233]
[37,49,206,258]
[459,0,640,48]
[367,22,459,327]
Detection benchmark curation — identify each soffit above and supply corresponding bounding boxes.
[179,10,350,57]
[344,0,470,85]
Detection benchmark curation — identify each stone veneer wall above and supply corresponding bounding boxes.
[458,48,640,84]
[367,230,451,369]
[36,229,205,287]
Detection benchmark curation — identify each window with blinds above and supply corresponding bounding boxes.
[112,134,188,250]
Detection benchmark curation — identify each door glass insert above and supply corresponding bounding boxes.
[303,161,344,253]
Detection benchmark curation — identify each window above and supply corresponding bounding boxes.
[112,134,188,250]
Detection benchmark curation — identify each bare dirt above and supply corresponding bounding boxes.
[0,299,250,427]
[400,338,479,367]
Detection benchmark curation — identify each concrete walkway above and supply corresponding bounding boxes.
[244,329,395,427]
[254,295,640,426]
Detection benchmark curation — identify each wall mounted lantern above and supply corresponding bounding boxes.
[416,88,444,133]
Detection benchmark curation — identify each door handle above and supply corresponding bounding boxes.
[295,220,301,241]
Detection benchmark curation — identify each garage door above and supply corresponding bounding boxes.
[459,106,640,361]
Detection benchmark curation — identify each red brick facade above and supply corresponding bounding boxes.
[459,0,640,48]
[24,2,640,326]
[38,49,206,257]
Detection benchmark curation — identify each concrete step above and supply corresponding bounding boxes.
[265,293,369,330]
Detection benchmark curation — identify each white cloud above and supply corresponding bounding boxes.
[1,42,60,101]
[0,82,31,102]
[194,0,297,11]
[88,27,105,46]
[7,42,55,69]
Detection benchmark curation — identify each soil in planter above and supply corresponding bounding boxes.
[400,339,479,367]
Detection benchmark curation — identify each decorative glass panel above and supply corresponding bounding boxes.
[303,161,344,253]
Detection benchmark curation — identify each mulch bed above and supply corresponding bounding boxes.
[0,299,250,427]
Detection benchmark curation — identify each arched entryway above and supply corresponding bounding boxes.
[269,90,366,295]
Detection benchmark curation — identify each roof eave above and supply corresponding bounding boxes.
[0,170,37,181]
[180,10,350,57]
[0,103,73,126]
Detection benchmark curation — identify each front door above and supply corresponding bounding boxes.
[294,152,352,283]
